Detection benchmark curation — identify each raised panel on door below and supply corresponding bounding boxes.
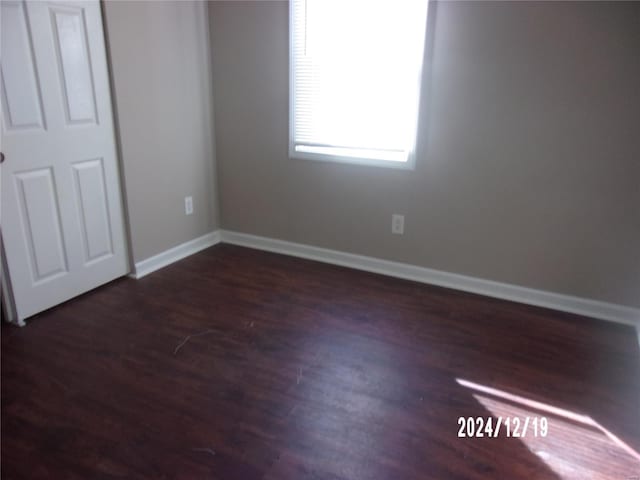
[0,0,46,132]
[13,167,69,283]
[71,158,114,264]
[49,4,98,125]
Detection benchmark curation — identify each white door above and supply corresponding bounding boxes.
[1,0,129,322]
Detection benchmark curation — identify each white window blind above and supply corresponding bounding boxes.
[290,0,428,167]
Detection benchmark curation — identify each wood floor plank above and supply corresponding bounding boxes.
[2,244,639,479]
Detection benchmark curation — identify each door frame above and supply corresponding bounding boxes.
[1,235,21,326]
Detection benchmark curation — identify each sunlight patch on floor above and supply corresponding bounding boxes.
[456,378,640,479]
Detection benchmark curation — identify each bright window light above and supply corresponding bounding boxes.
[289,0,429,168]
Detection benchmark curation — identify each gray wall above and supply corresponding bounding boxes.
[209,1,640,308]
[103,0,219,263]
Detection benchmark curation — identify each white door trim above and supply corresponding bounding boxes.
[1,236,22,326]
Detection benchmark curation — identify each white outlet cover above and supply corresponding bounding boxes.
[392,214,404,234]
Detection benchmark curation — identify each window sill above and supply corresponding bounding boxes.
[289,148,415,170]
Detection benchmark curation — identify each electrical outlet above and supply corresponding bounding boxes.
[392,214,404,235]
[185,196,193,215]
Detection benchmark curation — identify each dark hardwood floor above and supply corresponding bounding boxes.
[2,244,639,479]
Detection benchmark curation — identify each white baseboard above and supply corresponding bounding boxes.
[220,230,640,328]
[130,230,221,279]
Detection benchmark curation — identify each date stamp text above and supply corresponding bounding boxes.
[457,416,548,438]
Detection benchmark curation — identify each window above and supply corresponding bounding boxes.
[289,0,429,169]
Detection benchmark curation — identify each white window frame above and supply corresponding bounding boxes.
[288,1,428,170]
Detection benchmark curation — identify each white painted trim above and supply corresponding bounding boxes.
[0,234,24,327]
[220,230,640,328]
[130,231,221,279]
